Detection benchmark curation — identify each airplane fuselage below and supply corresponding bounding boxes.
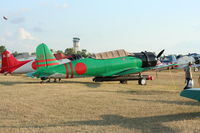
[12,59,70,74]
[35,56,143,79]
[13,60,36,73]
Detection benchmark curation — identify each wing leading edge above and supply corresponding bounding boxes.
[115,64,177,76]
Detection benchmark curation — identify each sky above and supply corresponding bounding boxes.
[0,0,200,55]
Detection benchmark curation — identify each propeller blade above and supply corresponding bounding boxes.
[3,16,8,20]
[157,49,165,58]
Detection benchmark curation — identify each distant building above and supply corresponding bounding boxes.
[73,37,80,53]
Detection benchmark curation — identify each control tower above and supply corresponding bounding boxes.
[73,37,80,53]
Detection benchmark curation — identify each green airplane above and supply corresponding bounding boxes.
[29,43,175,84]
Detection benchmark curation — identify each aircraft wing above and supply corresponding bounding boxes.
[176,63,200,69]
[180,88,200,101]
[27,68,53,78]
[114,64,177,76]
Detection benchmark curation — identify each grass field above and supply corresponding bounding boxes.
[0,70,200,133]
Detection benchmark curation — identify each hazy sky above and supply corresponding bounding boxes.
[1,0,200,55]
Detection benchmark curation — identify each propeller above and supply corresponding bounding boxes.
[157,49,165,59]
[3,16,8,20]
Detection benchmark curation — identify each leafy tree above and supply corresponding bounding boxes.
[12,51,19,57]
[64,47,94,58]
[31,52,36,56]
[50,49,54,53]
[55,50,63,54]
[65,48,75,55]
[77,49,94,58]
[87,53,95,58]
[0,45,6,54]
[12,52,26,57]
[77,49,87,58]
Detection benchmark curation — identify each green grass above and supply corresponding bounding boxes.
[0,70,200,133]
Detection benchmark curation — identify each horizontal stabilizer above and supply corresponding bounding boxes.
[116,64,177,76]
[180,88,200,102]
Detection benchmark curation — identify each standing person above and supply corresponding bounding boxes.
[184,62,193,89]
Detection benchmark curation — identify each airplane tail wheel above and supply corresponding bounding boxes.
[138,78,146,85]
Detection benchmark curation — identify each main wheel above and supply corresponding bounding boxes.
[41,77,47,80]
[120,80,127,84]
[194,67,199,72]
[138,78,146,85]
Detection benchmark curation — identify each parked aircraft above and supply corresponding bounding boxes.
[176,55,200,70]
[160,55,177,69]
[160,54,200,70]
[28,43,176,84]
[0,50,70,74]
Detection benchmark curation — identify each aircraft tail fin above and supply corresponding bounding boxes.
[1,50,21,73]
[36,43,59,70]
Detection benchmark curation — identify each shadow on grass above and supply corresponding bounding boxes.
[0,80,101,88]
[0,112,199,132]
[130,98,200,106]
[61,80,101,88]
[116,90,176,95]
[88,89,176,95]
[0,81,39,86]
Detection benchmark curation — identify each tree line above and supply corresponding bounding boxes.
[0,45,94,58]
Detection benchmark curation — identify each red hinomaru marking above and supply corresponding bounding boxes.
[64,64,69,78]
[32,61,37,70]
[36,58,57,63]
[69,62,74,78]
[75,62,87,75]
[36,62,59,67]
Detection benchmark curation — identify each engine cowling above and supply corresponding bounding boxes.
[194,56,200,64]
[132,52,157,67]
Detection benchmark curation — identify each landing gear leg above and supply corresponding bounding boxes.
[47,78,51,83]
[54,78,57,82]
[58,78,61,82]
[40,77,48,83]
